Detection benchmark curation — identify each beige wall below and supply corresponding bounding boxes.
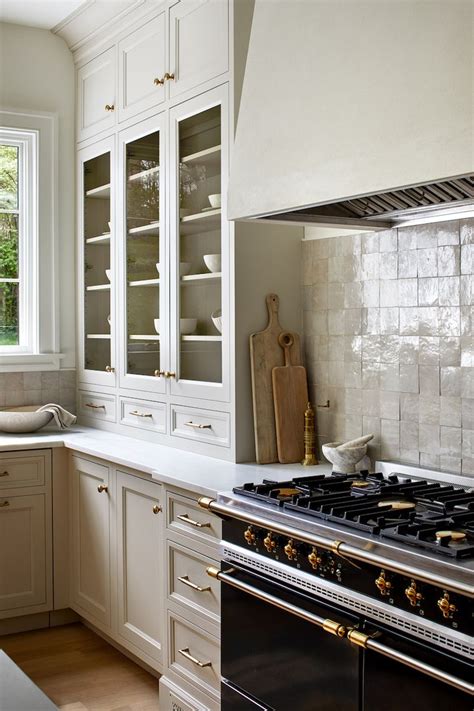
[0,22,76,368]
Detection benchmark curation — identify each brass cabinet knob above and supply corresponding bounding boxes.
[152,504,162,514]
[165,371,176,379]
[105,365,115,373]
[243,526,256,546]
[153,76,164,85]
[163,72,175,82]
[263,532,276,553]
[375,571,392,596]
[97,484,108,493]
[284,539,297,561]
[308,546,322,570]
[154,369,165,377]
[404,580,423,607]
[104,104,115,112]
[437,592,457,619]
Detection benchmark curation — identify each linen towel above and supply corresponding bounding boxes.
[37,404,77,430]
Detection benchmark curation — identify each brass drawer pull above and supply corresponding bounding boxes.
[85,403,106,410]
[0,471,9,477]
[152,504,162,514]
[178,647,211,668]
[0,501,10,507]
[177,513,211,529]
[184,421,212,430]
[178,575,211,593]
[130,410,153,418]
[97,484,108,494]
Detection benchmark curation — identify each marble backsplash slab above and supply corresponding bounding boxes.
[0,370,76,413]
[302,218,473,476]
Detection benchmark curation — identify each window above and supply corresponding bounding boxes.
[0,129,37,353]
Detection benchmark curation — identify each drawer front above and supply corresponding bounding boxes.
[0,451,46,490]
[159,677,211,711]
[79,391,116,422]
[167,492,221,547]
[169,612,220,698]
[171,405,230,447]
[120,397,166,433]
[168,541,220,624]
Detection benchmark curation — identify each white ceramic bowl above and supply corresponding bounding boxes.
[154,319,160,334]
[155,262,160,274]
[208,193,221,209]
[0,406,53,434]
[107,221,112,232]
[180,262,192,277]
[211,309,222,334]
[107,314,111,326]
[105,269,111,282]
[203,254,221,273]
[180,318,197,335]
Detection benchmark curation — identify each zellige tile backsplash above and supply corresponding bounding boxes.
[0,370,76,413]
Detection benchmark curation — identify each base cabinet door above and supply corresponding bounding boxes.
[0,494,51,615]
[70,456,112,629]
[116,471,163,667]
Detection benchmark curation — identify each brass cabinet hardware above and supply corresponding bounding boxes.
[184,421,212,429]
[163,72,175,82]
[375,571,392,596]
[284,539,297,560]
[263,532,276,553]
[85,403,106,410]
[104,104,115,111]
[323,619,347,638]
[0,471,9,477]
[178,575,211,593]
[0,501,10,508]
[308,546,322,570]
[243,526,256,545]
[152,504,162,514]
[347,629,370,648]
[130,410,153,418]
[405,580,423,607]
[206,566,222,579]
[105,365,115,373]
[97,484,108,493]
[154,369,165,377]
[165,371,176,378]
[177,513,210,528]
[437,592,457,619]
[153,76,164,85]
[178,647,212,668]
[197,496,215,510]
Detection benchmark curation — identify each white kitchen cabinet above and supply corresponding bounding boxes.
[116,470,163,667]
[77,47,116,142]
[70,455,112,630]
[169,0,229,100]
[118,11,167,124]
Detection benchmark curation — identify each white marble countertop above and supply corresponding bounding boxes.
[0,426,332,497]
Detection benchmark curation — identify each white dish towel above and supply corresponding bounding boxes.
[37,404,77,430]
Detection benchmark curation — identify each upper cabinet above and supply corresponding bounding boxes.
[77,47,116,142]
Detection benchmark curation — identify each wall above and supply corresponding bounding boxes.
[302,218,473,476]
[0,370,76,411]
[0,22,76,371]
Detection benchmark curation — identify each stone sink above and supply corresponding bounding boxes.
[0,406,54,434]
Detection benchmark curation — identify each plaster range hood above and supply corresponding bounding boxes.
[228,0,474,229]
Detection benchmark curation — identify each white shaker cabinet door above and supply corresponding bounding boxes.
[77,47,116,142]
[70,456,112,629]
[118,12,167,123]
[116,471,163,668]
[169,0,229,100]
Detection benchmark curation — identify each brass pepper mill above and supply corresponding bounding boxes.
[302,401,318,466]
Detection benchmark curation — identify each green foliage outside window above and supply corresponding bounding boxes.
[0,144,19,345]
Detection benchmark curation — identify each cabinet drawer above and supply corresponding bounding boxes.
[120,397,166,433]
[0,451,46,490]
[169,611,220,698]
[168,541,220,624]
[167,491,221,546]
[79,391,116,422]
[171,405,230,447]
[159,676,212,711]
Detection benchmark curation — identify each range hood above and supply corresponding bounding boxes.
[228,0,474,227]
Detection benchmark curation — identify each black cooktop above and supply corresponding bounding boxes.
[233,471,474,559]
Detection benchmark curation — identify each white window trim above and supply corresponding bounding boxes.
[0,109,63,371]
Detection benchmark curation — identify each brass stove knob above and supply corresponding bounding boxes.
[308,547,322,570]
[243,526,256,546]
[284,539,297,561]
[375,571,392,596]
[437,592,457,619]
[263,532,276,553]
[404,580,423,607]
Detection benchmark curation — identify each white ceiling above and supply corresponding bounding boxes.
[0,0,86,30]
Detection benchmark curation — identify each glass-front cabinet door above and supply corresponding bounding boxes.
[169,85,229,401]
[78,137,116,387]
[118,114,167,394]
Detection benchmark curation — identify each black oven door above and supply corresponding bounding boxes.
[220,563,361,711]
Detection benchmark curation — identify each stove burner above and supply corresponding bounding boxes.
[435,530,467,542]
[378,500,416,511]
[351,480,370,487]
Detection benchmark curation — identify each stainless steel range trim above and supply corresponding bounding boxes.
[200,497,474,597]
[222,542,474,660]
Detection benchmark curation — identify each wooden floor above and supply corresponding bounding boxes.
[0,623,160,711]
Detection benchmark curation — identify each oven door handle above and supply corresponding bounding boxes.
[208,567,474,697]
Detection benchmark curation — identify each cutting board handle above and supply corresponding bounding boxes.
[265,294,280,329]
[278,331,294,366]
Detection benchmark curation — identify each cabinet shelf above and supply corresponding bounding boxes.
[86,283,111,292]
[181,335,222,341]
[181,272,221,284]
[86,334,111,340]
[128,166,159,182]
[180,209,221,235]
[129,334,161,341]
[128,278,160,287]
[128,221,160,237]
[86,233,111,245]
[86,183,111,199]
[181,144,221,168]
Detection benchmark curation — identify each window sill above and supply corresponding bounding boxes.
[0,353,64,372]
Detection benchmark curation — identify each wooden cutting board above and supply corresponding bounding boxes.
[250,295,301,464]
[272,331,308,464]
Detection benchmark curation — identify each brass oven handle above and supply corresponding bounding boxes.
[0,501,10,508]
[184,421,212,429]
[0,471,9,477]
[178,575,211,593]
[85,403,106,410]
[130,410,153,418]
[177,513,211,528]
[178,647,211,668]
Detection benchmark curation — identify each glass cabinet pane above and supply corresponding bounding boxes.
[125,130,161,377]
[83,151,112,372]
[178,104,222,384]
